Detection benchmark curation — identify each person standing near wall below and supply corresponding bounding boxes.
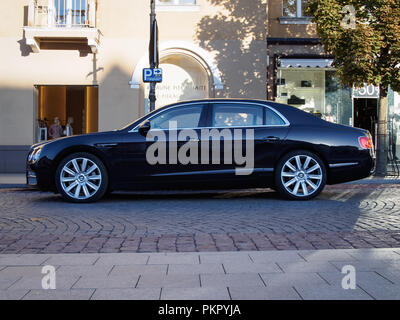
[49,117,63,139]
[64,117,74,136]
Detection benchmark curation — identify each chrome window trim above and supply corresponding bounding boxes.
[129,101,290,132]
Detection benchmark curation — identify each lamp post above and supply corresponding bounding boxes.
[149,0,158,112]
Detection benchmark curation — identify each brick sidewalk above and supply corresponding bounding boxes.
[0,248,399,300]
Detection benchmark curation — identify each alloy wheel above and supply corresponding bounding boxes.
[280,155,323,197]
[60,157,102,200]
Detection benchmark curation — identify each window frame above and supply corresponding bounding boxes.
[209,102,290,129]
[282,0,308,18]
[131,102,208,132]
[130,101,290,133]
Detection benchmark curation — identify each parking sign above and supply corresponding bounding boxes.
[143,68,163,83]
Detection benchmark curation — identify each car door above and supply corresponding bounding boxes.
[206,102,290,179]
[146,102,208,181]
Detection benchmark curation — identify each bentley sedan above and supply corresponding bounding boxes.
[27,99,375,203]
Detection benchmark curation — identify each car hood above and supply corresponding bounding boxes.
[30,131,118,149]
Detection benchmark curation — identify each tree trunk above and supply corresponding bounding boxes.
[375,86,388,176]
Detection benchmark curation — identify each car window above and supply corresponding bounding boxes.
[265,108,286,125]
[150,105,203,130]
[212,104,263,127]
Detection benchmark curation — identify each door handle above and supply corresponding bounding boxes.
[263,136,280,142]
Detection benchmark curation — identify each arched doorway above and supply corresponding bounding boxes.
[130,41,224,113]
[145,52,211,109]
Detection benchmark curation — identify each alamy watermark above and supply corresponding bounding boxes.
[145,121,255,175]
[41,265,56,290]
[341,265,356,289]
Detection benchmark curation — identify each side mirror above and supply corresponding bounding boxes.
[138,120,151,136]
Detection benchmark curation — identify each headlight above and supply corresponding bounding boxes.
[28,147,42,163]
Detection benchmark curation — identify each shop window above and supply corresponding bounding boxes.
[276,69,352,126]
[35,85,98,143]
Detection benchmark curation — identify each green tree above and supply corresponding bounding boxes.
[306,0,400,175]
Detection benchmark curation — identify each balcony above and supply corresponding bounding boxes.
[24,0,100,53]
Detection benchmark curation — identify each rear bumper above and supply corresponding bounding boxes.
[327,157,375,185]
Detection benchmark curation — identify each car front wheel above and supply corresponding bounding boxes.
[275,150,327,200]
[55,152,108,203]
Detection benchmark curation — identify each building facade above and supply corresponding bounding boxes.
[1,0,399,173]
[0,0,268,172]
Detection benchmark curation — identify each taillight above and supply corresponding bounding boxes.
[359,135,373,149]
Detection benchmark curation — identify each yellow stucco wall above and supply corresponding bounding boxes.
[0,0,268,146]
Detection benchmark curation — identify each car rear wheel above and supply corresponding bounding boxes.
[275,150,326,200]
[55,152,108,203]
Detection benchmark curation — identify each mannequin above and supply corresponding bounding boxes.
[49,117,63,139]
[64,117,74,136]
[324,104,336,123]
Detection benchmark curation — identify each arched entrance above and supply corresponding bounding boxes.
[148,52,210,108]
[130,41,224,112]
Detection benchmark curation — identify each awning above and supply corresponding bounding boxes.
[280,58,334,68]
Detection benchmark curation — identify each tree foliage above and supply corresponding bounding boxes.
[306,0,400,94]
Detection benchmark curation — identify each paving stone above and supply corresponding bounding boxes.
[260,273,328,287]
[298,250,356,262]
[110,265,168,276]
[56,265,114,277]
[200,274,265,288]
[357,283,400,300]
[95,253,149,265]
[294,285,373,300]
[0,255,50,266]
[330,259,400,272]
[161,287,230,300]
[223,262,282,274]
[8,275,79,290]
[318,271,392,287]
[91,288,161,300]
[148,254,199,265]
[22,289,94,300]
[73,275,139,289]
[199,253,252,264]
[277,261,339,273]
[229,286,301,300]
[0,290,29,300]
[166,263,224,275]
[45,254,100,266]
[249,251,306,263]
[137,274,200,288]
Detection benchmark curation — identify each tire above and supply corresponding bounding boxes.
[55,152,108,203]
[274,150,327,200]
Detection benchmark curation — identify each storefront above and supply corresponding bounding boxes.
[275,58,353,126]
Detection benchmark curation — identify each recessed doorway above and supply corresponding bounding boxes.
[35,85,98,142]
[353,98,378,137]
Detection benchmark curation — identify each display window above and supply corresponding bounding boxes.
[275,67,352,126]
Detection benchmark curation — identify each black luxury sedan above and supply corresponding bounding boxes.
[27,99,375,203]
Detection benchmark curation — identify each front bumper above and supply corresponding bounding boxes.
[26,169,37,186]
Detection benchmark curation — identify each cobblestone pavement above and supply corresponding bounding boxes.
[1,184,400,254]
